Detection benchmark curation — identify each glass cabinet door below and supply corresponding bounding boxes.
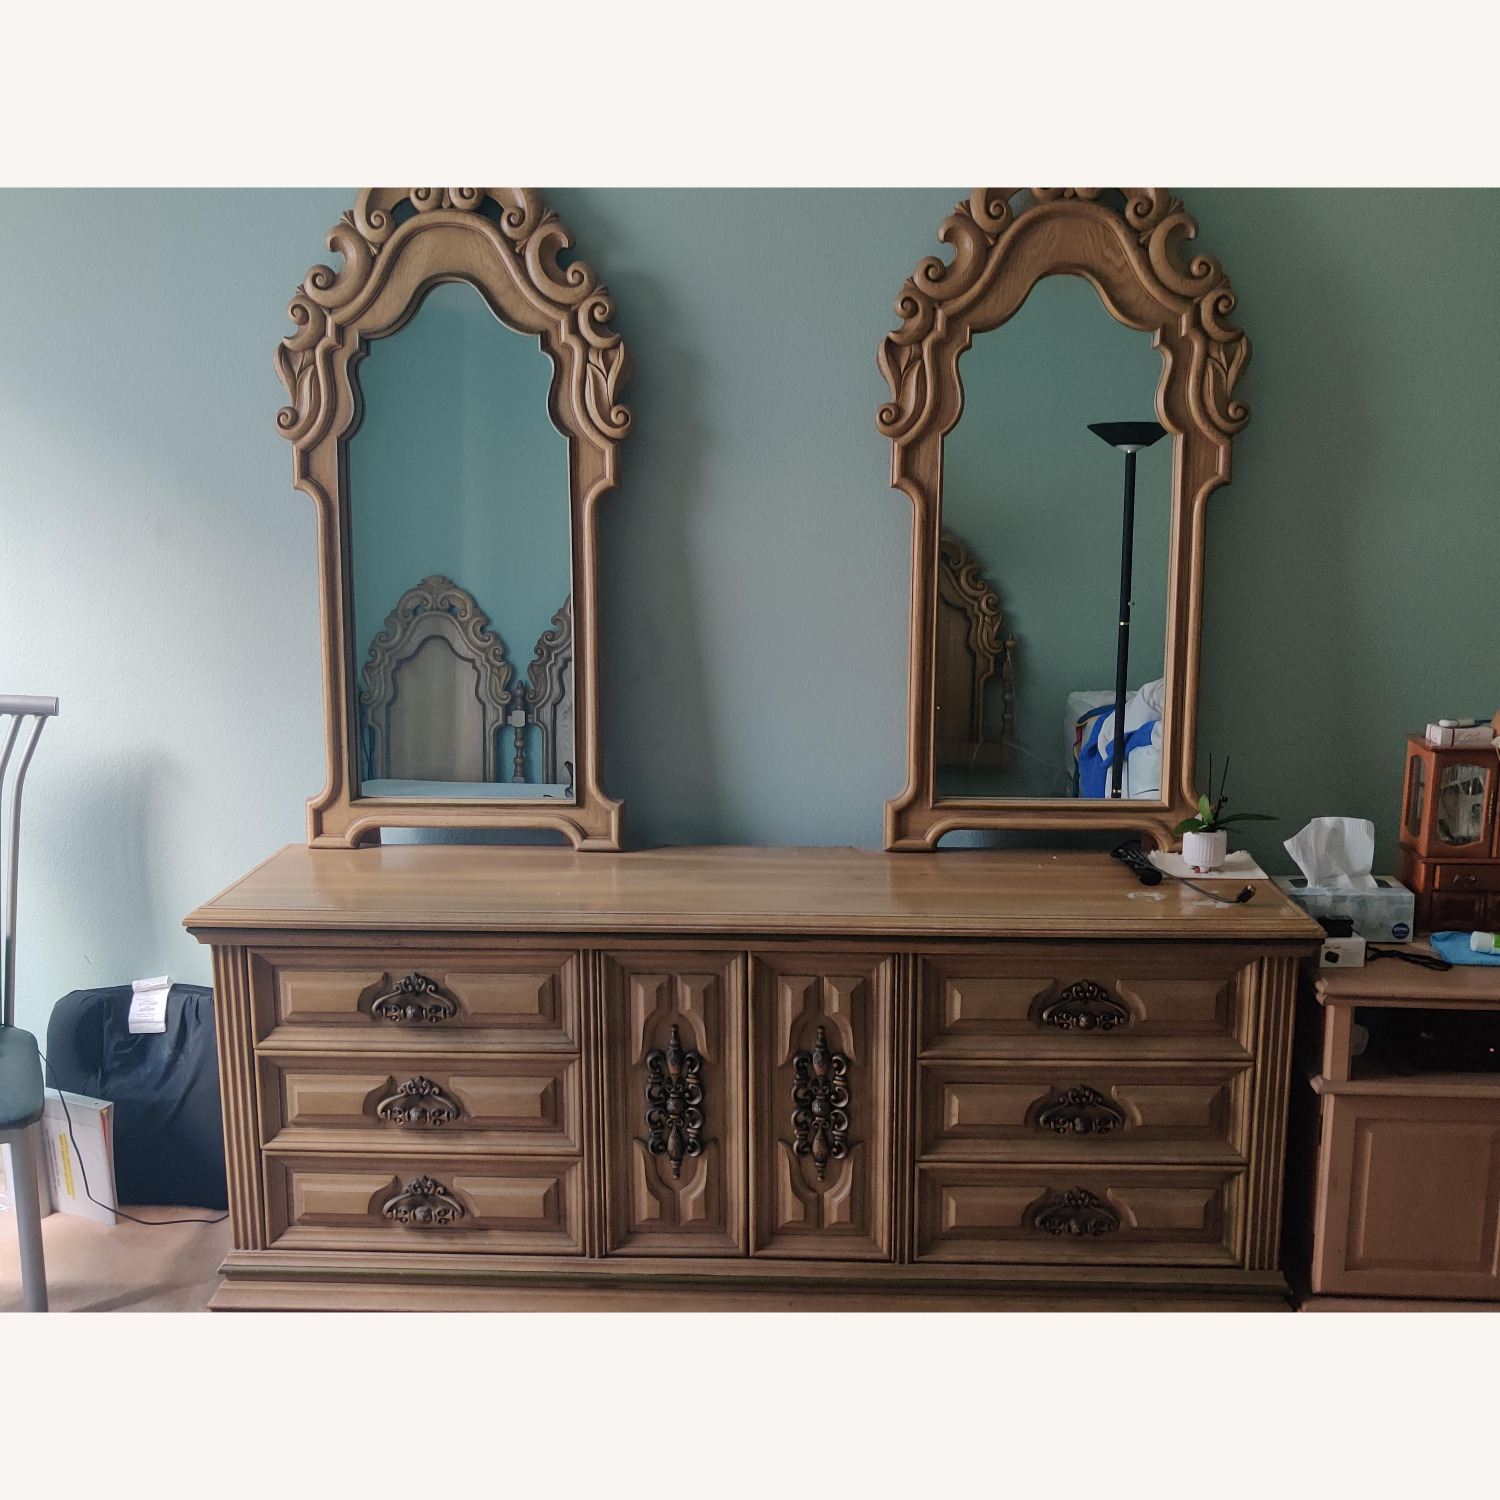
[1435,762,1491,848]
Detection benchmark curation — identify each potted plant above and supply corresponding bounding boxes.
[1174,756,1274,871]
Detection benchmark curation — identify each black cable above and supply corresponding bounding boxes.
[1367,945,1453,972]
[38,1050,229,1226]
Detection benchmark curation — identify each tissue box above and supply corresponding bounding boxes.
[1273,876,1415,942]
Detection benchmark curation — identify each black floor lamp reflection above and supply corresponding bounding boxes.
[1088,420,1168,798]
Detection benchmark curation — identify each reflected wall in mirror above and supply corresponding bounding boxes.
[348,280,574,802]
[276,188,630,847]
[937,274,1171,803]
[878,189,1251,850]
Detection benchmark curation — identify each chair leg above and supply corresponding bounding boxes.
[2,1125,48,1312]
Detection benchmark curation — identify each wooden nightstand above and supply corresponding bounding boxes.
[1287,955,1500,1304]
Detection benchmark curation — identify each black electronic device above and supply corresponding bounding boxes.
[1110,839,1163,885]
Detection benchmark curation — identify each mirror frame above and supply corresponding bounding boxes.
[276,188,631,848]
[877,188,1250,851]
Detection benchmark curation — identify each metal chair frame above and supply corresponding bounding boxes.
[1,694,59,1312]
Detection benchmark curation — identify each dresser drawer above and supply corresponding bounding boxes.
[251,948,580,1050]
[920,948,1249,1058]
[1433,863,1500,892]
[916,1164,1240,1264]
[257,1054,580,1153]
[264,1153,581,1253]
[919,1061,1244,1160]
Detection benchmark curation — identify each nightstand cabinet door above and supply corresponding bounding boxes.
[1313,1092,1500,1299]
[604,954,747,1254]
[750,954,893,1259]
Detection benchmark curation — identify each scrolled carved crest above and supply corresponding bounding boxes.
[526,596,574,788]
[370,973,459,1026]
[1035,1085,1127,1136]
[1030,1186,1121,1238]
[380,1174,465,1228]
[1038,981,1132,1033]
[359,575,515,783]
[277,188,631,452]
[878,188,1249,445]
[937,530,1016,760]
[375,1076,463,1128]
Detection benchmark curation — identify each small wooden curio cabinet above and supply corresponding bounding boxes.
[1398,735,1500,933]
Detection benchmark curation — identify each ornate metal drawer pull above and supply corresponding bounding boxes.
[370,973,458,1025]
[1039,980,1130,1032]
[791,1026,851,1180]
[645,1024,705,1178]
[375,1076,462,1127]
[1036,1086,1126,1136]
[1031,1187,1121,1238]
[381,1174,465,1227]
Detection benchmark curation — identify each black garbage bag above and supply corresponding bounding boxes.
[45,984,227,1210]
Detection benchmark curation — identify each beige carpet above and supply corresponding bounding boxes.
[0,1205,231,1312]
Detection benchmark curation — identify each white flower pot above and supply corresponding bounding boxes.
[1181,829,1228,872]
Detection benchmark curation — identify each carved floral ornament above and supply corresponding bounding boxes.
[877,188,1250,447]
[275,188,631,455]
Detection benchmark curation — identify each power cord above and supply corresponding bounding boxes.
[1367,945,1452,972]
[38,1050,229,1226]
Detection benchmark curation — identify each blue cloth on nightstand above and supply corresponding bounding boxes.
[1430,931,1500,966]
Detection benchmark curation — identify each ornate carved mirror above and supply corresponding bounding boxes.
[277,188,630,847]
[878,188,1249,850]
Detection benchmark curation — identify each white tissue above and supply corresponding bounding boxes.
[1284,817,1379,892]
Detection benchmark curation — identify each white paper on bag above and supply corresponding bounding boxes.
[128,974,171,1034]
[1283,817,1378,891]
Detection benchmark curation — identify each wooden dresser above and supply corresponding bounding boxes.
[185,844,1320,1310]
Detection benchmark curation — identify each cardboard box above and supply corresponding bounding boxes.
[0,1130,54,1218]
[40,1088,118,1225]
[1273,875,1416,943]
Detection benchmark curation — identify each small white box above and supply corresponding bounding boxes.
[1426,722,1494,747]
[40,1088,118,1225]
[1273,875,1417,943]
[0,1131,54,1218]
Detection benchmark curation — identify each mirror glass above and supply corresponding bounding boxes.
[935,273,1171,803]
[346,279,575,802]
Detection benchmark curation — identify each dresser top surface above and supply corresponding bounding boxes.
[185,844,1321,941]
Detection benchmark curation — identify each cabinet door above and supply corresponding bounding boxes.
[1312,1092,1500,1298]
[750,954,893,1259]
[604,953,746,1254]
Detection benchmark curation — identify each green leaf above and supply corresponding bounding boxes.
[1217,812,1276,824]
[1197,793,1214,822]
[1173,817,1207,835]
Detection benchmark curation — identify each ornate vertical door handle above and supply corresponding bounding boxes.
[645,1024,705,1178]
[791,1026,852,1179]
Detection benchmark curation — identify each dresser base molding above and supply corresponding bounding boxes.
[209,1250,1292,1312]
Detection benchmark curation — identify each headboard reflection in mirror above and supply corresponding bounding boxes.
[275,188,630,847]
[877,188,1251,850]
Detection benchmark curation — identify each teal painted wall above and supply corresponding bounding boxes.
[2,188,1497,1035]
[940,273,1171,798]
